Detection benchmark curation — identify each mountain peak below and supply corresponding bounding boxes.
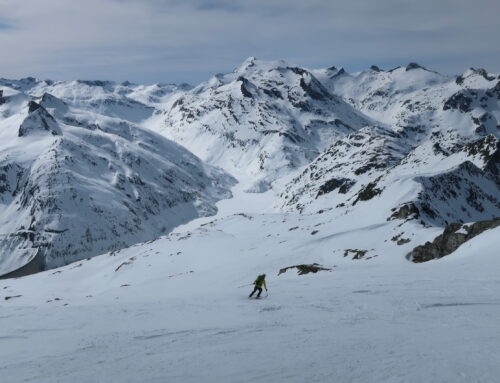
[19,101,62,137]
[20,76,38,83]
[28,100,42,113]
[76,79,114,88]
[456,67,497,86]
[40,93,69,116]
[405,62,426,71]
[235,57,258,73]
[233,57,292,77]
[243,56,257,65]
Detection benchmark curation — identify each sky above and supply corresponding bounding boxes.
[0,0,499,85]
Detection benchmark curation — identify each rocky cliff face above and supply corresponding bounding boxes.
[408,218,500,262]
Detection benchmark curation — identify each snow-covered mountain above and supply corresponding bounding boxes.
[1,59,500,382]
[0,80,233,277]
[0,58,499,278]
[280,63,500,227]
[157,58,372,191]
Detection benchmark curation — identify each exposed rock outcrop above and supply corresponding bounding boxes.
[353,182,383,205]
[408,218,500,262]
[443,91,473,113]
[316,177,355,198]
[19,102,62,137]
[389,203,420,221]
[278,263,331,276]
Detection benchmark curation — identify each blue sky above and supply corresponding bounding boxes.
[0,0,499,84]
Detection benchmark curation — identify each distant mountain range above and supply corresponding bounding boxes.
[0,58,498,276]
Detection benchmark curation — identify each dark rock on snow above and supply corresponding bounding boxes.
[409,218,500,262]
[278,263,331,276]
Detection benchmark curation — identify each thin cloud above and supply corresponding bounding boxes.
[0,0,498,84]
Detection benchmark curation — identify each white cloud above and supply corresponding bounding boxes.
[0,0,498,83]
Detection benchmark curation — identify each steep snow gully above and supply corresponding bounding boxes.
[0,59,499,382]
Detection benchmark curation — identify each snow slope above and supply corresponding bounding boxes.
[1,187,499,382]
[0,83,234,276]
[0,59,499,381]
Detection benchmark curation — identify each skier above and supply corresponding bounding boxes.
[249,274,267,298]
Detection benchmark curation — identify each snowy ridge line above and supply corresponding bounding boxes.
[0,57,499,277]
[0,82,234,277]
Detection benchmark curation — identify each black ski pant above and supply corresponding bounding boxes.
[249,286,263,298]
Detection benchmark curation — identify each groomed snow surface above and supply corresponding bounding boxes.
[1,186,499,383]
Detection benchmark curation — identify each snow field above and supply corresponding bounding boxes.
[1,193,499,382]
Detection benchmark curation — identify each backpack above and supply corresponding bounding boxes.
[254,274,265,286]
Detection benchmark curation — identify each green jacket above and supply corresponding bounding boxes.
[254,275,267,289]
